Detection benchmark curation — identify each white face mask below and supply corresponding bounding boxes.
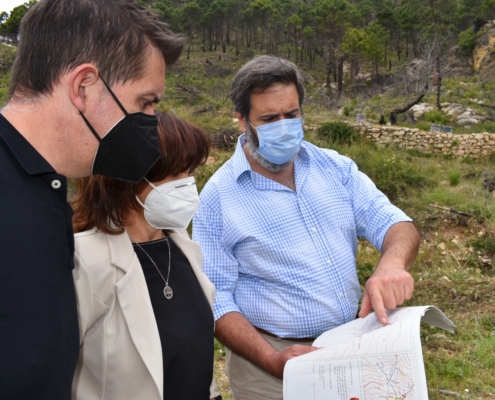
[136,176,200,230]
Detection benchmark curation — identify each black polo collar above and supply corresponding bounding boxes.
[0,114,55,176]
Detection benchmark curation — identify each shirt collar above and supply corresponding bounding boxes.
[231,133,310,182]
[0,114,55,176]
[232,134,253,181]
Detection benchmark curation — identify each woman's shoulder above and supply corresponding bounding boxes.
[74,229,135,307]
[75,228,133,269]
[75,227,129,246]
[168,229,198,250]
[75,228,109,255]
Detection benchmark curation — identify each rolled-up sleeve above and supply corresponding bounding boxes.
[340,156,412,250]
[193,193,242,321]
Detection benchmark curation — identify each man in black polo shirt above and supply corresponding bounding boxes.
[0,1,185,398]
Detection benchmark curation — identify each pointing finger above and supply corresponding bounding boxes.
[369,289,388,325]
[358,290,372,318]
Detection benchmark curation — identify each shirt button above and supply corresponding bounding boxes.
[51,179,61,189]
[340,292,344,298]
[327,260,332,265]
[312,227,317,232]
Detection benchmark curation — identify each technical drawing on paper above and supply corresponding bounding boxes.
[361,353,415,399]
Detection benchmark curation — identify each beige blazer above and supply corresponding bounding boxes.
[71,228,216,400]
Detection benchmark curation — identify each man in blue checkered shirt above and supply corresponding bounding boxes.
[192,55,420,399]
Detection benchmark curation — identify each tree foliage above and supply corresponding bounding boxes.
[3,0,492,107]
[138,0,491,76]
[0,1,36,35]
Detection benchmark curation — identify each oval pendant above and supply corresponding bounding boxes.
[164,285,173,299]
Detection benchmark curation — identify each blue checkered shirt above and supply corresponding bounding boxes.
[193,135,412,338]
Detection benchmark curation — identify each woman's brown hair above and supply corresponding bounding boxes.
[71,112,210,234]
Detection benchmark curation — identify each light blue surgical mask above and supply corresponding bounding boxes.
[251,117,304,165]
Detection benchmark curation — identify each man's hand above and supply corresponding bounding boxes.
[358,222,420,325]
[359,262,414,324]
[215,312,318,380]
[265,344,319,379]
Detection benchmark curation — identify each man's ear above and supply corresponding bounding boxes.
[236,111,248,133]
[67,64,100,113]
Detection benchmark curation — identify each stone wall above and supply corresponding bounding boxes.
[351,123,495,159]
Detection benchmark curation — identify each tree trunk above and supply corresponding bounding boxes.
[309,47,312,68]
[300,38,305,63]
[187,34,192,59]
[209,26,213,51]
[253,21,258,47]
[221,19,226,54]
[326,67,331,95]
[294,27,298,63]
[337,57,344,98]
[405,33,409,58]
[235,26,240,56]
[390,88,428,125]
[226,20,230,46]
[333,59,337,82]
[436,56,442,111]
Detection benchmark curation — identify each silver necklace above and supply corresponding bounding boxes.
[132,237,173,300]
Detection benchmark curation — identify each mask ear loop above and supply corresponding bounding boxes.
[135,195,150,211]
[99,74,129,116]
[143,177,158,190]
[79,112,101,143]
[78,74,129,143]
[135,177,155,211]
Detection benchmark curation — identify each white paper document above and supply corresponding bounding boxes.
[283,306,455,400]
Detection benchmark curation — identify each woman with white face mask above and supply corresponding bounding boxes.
[70,112,221,400]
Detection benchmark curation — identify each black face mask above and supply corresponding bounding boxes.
[80,75,160,184]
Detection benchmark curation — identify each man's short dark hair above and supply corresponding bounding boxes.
[231,55,305,119]
[9,0,186,99]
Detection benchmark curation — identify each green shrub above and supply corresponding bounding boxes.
[369,156,430,201]
[407,149,432,158]
[0,44,17,71]
[469,236,495,256]
[356,261,375,286]
[316,121,360,145]
[458,27,476,55]
[194,154,230,193]
[478,121,495,133]
[423,110,450,125]
[448,170,461,186]
[416,121,430,131]
[339,143,432,201]
[0,65,13,106]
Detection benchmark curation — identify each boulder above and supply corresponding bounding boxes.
[410,103,434,119]
[473,21,495,78]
